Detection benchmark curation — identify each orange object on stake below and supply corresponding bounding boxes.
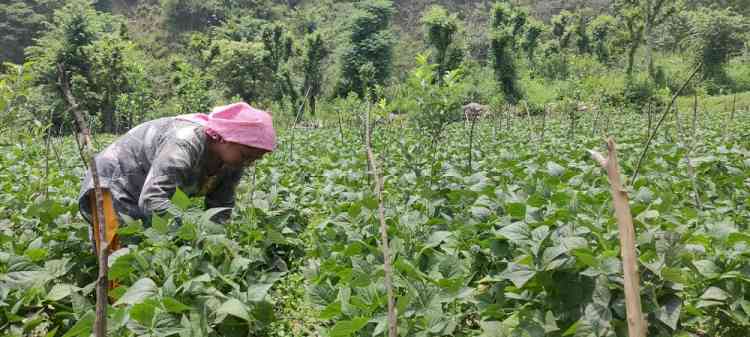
[88,189,120,292]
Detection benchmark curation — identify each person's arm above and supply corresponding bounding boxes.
[138,140,200,217]
[204,168,243,223]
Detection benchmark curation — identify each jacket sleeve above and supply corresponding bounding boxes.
[204,168,243,223]
[138,140,200,216]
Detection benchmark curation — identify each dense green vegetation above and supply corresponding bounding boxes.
[2,0,750,336]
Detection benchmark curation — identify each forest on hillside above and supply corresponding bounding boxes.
[1,0,749,133]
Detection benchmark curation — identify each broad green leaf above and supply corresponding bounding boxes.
[727,232,750,246]
[544,311,559,333]
[247,283,274,302]
[130,299,158,326]
[562,320,579,336]
[329,316,370,337]
[217,298,250,321]
[500,263,536,288]
[163,297,191,313]
[320,301,342,320]
[252,300,275,323]
[661,267,685,284]
[61,311,95,337]
[2,270,51,289]
[496,222,529,241]
[547,161,565,177]
[171,188,191,210]
[47,283,78,301]
[656,296,682,330]
[114,278,157,306]
[700,287,729,301]
[506,202,527,219]
[425,231,452,249]
[24,248,48,262]
[152,214,169,234]
[693,260,720,278]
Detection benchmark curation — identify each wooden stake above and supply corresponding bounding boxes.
[364,101,397,337]
[589,138,646,337]
[57,64,108,337]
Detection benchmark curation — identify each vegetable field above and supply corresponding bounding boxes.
[2,100,749,337]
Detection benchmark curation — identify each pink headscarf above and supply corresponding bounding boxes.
[178,102,276,151]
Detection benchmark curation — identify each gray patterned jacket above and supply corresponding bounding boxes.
[78,117,243,225]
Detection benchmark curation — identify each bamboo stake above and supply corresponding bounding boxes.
[589,138,646,337]
[632,62,702,182]
[288,87,312,161]
[57,64,108,337]
[364,101,397,337]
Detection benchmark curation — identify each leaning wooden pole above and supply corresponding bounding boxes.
[589,138,646,337]
[57,64,108,337]
[364,103,397,337]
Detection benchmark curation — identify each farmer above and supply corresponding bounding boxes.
[78,102,275,251]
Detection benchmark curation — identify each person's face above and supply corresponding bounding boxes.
[215,142,269,168]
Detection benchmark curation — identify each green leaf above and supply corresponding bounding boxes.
[728,232,750,246]
[114,278,157,306]
[2,270,52,290]
[320,301,342,320]
[163,297,191,313]
[252,300,275,323]
[547,161,565,177]
[500,263,536,288]
[661,267,685,284]
[108,248,134,280]
[329,316,370,337]
[247,283,274,302]
[562,320,579,336]
[496,222,529,241]
[572,248,598,268]
[152,214,169,234]
[693,260,720,278]
[425,231,452,249]
[171,188,191,210]
[25,248,48,262]
[130,299,158,326]
[506,202,527,219]
[544,311,559,333]
[700,287,729,301]
[47,283,78,301]
[61,311,95,337]
[217,298,250,321]
[656,296,681,330]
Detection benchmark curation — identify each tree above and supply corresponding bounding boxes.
[589,15,616,64]
[421,5,463,85]
[261,23,298,108]
[27,0,141,133]
[336,0,395,98]
[162,0,277,33]
[615,0,681,79]
[685,8,749,89]
[521,18,545,66]
[302,32,328,116]
[551,10,574,50]
[574,12,592,55]
[211,39,273,104]
[0,1,62,64]
[510,7,528,50]
[490,2,522,104]
[170,57,216,115]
